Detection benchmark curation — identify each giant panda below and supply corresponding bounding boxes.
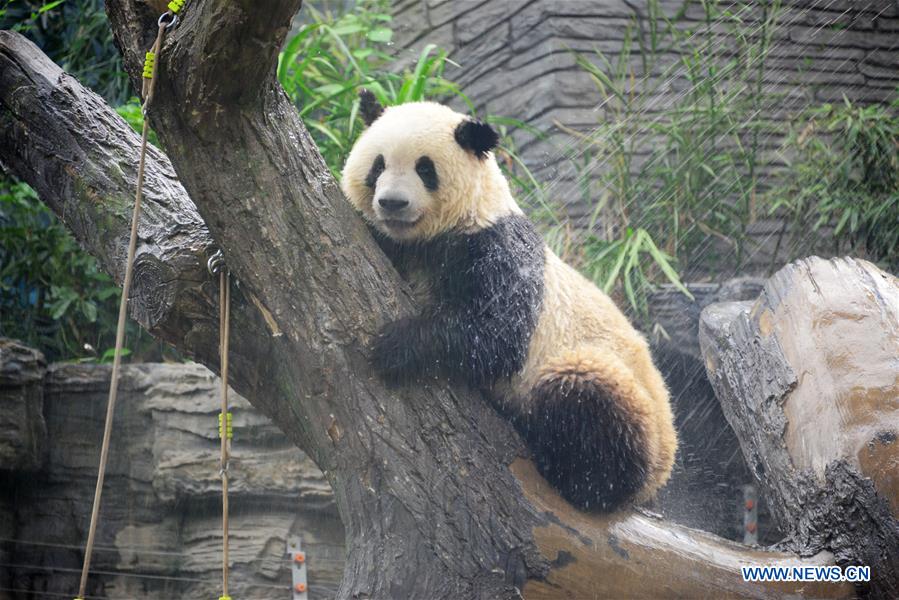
[341,90,677,511]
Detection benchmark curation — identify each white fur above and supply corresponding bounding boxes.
[342,101,677,505]
[341,102,520,240]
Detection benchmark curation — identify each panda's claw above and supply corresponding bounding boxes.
[370,318,421,386]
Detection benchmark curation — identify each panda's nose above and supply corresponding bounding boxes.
[378,196,409,211]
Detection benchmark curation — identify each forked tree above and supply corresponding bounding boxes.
[0,1,896,598]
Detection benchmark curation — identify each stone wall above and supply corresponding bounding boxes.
[0,340,344,599]
[391,0,899,273]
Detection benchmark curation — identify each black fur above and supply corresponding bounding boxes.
[454,119,499,159]
[519,374,649,511]
[359,88,384,126]
[365,154,385,189]
[415,156,439,191]
[371,214,544,387]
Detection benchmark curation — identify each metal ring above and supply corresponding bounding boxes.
[207,249,225,275]
[158,12,178,29]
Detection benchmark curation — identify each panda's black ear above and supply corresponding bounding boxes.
[358,89,384,126]
[454,119,498,159]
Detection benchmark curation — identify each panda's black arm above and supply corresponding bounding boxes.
[372,215,545,387]
[368,225,412,271]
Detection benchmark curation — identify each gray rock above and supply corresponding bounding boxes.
[648,278,765,361]
[1,359,343,599]
[789,24,899,49]
[0,338,47,471]
[646,279,775,542]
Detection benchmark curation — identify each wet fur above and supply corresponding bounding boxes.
[342,100,677,512]
[522,351,655,510]
[371,215,544,387]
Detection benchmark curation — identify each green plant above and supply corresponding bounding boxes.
[278,0,470,176]
[584,227,692,317]
[768,96,899,269]
[543,0,783,318]
[0,0,130,104]
[0,178,165,361]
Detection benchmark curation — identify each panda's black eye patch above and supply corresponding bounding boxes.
[415,156,439,191]
[365,154,385,189]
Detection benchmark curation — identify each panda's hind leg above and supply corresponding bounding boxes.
[519,348,663,512]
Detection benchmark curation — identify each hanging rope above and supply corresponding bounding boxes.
[75,10,179,600]
[209,250,232,600]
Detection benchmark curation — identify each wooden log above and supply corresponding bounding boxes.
[700,256,899,597]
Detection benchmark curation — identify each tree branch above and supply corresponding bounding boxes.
[0,8,868,597]
[0,29,300,447]
[1,21,547,597]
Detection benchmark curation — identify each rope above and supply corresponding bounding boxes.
[76,14,175,600]
[72,5,239,599]
[219,267,232,600]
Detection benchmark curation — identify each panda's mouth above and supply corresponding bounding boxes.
[381,217,421,232]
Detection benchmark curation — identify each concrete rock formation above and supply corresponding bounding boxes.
[0,353,344,599]
[0,340,46,472]
[647,279,777,541]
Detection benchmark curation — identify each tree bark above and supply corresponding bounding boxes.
[0,2,887,596]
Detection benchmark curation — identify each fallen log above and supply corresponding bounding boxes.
[700,256,899,597]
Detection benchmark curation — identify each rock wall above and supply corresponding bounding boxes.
[391,0,899,273]
[0,341,344,599]
[0,343,46,473]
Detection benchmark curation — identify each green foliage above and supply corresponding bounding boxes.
[531,0,784,318]
[582,0,780,260]
[0,0,130,104]
[768,97,899,269]
[583,227,693,317]
[278,0,470,176]
[0,2,171,361]
[0,180,144,361]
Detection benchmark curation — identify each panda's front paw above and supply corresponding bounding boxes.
[370,318,422,387]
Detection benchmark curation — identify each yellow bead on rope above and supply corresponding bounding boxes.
[218,412,233,440]
[219,597,232,600]
[142,51,155,79]
[167,0,186,13]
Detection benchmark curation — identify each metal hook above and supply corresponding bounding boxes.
[158,11,178,29]
[207,249,225,275]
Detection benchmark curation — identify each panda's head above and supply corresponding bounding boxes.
[341,91,521,241]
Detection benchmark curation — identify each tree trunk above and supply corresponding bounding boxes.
[0,1,890,596]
